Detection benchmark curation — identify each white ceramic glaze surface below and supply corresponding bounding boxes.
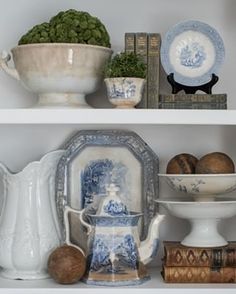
[0,150,64,279]
[157,199,236,247]
[104,77,145,108]
[159,173,236,201]
[0,44,112,108]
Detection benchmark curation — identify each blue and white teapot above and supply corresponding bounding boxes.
[64,184,165,286]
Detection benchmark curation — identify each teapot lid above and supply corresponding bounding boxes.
[96,183,129,216]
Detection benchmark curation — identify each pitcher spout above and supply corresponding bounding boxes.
[139,214,165,265]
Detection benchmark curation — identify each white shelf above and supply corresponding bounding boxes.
[0,109,234,125]
[0,268,235,294]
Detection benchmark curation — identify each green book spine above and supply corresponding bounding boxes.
[124,33,135,53]
[158,102,227,109]
[147,33,161,109]
[135,32,148,108]
[159,94,227,103]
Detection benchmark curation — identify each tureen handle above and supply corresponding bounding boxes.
[0,51,20,80]
[63,206,86,255]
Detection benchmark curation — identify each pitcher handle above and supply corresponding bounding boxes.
[64,206,88,256]
[0,51,20,80]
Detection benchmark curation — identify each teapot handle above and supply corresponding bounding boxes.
[79,208,93,235]
[0,51,20,80]
[64,206,87,255]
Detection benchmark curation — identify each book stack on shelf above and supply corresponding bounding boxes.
[159,94,227,109]
[125,32,161,109]
[162,241,236,283]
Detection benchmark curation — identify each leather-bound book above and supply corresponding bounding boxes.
[163,241,236,267]
[147,33,161,108]
[158,94,227,109]
[124,32,135,54]
[162,266,236,283]
[159,94,227,103]
[158,102,227,109]
[135,32,148,108]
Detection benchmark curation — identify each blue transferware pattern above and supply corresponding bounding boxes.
[180,42,206,68]
[86,213,141,227]
[107,79,136,99]
[88,234,138,273]
[56,130,159,241]
[161,20,225,86]
[81,159,129,207]
[159,174,236,202]
[103,199,128,216]
[74,184,165,286]
[168,177,206,194]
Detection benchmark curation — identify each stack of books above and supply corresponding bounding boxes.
[159,94,227,109]
[162,241,236,283]
[125,32,161,109]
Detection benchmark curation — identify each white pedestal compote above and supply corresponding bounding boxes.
[158,174,236,247]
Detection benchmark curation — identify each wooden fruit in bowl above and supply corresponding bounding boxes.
[166,153,198,174]
[48,245,86,284]
[196,152,235,174]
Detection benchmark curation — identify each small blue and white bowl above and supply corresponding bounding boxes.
[104,77,145,108]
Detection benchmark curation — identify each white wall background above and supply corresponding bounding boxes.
[0,0,236,267]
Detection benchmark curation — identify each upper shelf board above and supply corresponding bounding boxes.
[0,109,235,125]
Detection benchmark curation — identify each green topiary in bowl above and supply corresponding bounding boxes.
[104,52,146,108]
[104,52,146,78]
[18,9,111,48]
[1,9,112,108]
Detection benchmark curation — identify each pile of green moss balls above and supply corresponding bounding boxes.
[18,9,111,48]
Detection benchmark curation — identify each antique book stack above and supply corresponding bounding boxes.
[162,241,236,283]
[124,32,161,108]
[159,94,227,109]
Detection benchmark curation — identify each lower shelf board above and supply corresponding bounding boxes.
[0,267,236,294]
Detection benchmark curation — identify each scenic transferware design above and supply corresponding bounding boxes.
[81,159,130,207]
[161,20,225,86]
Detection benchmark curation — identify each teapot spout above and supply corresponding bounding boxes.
[139,214,165,265]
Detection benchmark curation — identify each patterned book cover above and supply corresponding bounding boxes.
[162,265,236,283]
[158,102,227,109]
[147,33,161,109]
[159,94,227,103]
[124,33,135,53]
[163,241,236,267]
[135,32,148,109]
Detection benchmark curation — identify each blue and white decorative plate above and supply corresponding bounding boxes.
[161,20,225,86]
[56,130,159,245]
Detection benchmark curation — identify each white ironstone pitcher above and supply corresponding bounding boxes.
[0,150,64,280]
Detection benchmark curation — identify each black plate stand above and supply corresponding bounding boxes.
[167,73,219,94]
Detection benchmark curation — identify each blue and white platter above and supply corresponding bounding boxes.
[56,130,159,246]
[161,20,225,86]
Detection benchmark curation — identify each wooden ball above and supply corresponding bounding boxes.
[195,152,235,174]
[166,153,198,174]
[48,245,86,284]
